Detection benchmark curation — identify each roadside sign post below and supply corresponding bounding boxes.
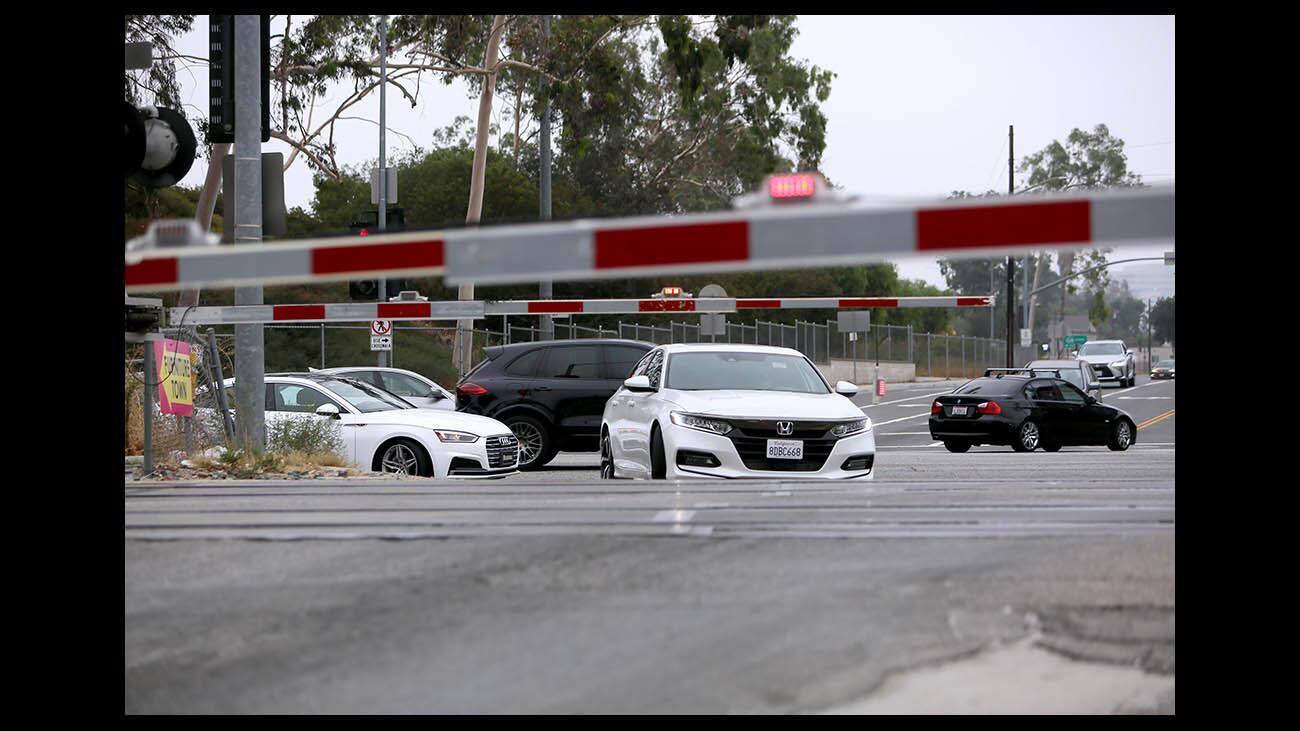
[698,284,728,342]
[370,319,393,352]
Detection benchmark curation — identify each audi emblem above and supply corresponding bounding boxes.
[777,421,794,436]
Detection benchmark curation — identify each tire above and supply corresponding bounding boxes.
[1107,419,1134,451]
[1041,440,1063,452]
[505,415,555,471]
[943,440,971,453]
[375,438,433,477]
[650,425,667,479]
[1012,419,1041,452]
[600,431,616,480]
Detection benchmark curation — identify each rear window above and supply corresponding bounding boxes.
[504,348,545,377]
[953,378,1025,395]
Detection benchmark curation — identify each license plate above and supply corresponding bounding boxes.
[766,439,804,460]
[950,406,968,416]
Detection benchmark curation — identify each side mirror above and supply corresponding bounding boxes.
[315,403,341,419]
[1085,395,1098,405]
[835,380,859,397]
[623,375,654,392]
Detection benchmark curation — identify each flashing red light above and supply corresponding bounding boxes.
[976,401,1002,415]
[358,229,370,236]
[931,400,942,414]
[768,173,817,200]
[457,383,488,396]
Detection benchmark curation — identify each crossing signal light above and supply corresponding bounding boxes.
[348,209,407,299]
[124,102,197,188]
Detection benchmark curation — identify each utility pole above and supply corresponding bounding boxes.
[377,14,389,367]
[1005,124,1016,367]
[233,14,265,452]
[538,14,554,341]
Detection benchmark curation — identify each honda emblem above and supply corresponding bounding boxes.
[777,421,793,436]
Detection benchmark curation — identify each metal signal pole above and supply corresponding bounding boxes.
[233,14,265,452]
[539,15,554,341]
[1005,124,1016,367]
[377,14,389,367]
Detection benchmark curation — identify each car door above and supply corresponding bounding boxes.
[267,382,356,465]
[1025,379,1075,445]
[1057,380,1109,443]
[534,344,607,442]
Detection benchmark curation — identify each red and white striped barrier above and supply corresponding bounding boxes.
[126,186,1172,293]
[168,295,993,326]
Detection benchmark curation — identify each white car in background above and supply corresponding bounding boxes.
[311,366,455,410]
[601,344,875,480]
[219,373,519,478]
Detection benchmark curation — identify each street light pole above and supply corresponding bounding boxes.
[377,14,389,367]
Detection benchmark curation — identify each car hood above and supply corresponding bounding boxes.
[352,408,510,436]
[1078,352,1129,364]
[661,389,865,420]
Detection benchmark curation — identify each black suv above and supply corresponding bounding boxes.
[456,339,653,470]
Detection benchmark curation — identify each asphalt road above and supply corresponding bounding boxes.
[124,375,1174,713]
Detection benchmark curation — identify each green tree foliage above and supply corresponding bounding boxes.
[1148,296,1174,345]
[124,15,196,112]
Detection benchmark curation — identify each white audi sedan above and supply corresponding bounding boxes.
[600,344,875,480]
[217,373,519,478]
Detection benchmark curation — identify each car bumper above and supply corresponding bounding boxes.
[432,433,520,478]
[928,416,1017,444]
[661,423,876,480]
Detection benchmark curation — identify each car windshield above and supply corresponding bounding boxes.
[1079,342,1124,356]
[317,378,414,413]
[953,378,1025,395]
[666,351,830,394]
[1156,360,1175,367]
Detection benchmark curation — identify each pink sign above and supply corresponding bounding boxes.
[155,338,194,417]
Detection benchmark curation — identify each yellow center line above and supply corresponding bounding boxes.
[1137,409,1175,430]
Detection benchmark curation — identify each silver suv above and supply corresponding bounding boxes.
[1076,340,1136,387]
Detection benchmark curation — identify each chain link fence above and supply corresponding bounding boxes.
[126,317,1006,467]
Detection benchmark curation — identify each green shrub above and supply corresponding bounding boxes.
[266,417,345,458]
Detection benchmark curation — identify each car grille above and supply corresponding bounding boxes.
[485,434,519,468]
[1090,364,1120,379]
[723,420,841,472]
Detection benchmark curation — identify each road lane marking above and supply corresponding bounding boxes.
[653,510,695,523]
[872,412,934,427]
[1118,396,1173,400]
[1136,409,1175,430]
[860,390,955,410]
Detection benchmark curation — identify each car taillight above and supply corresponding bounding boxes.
[977,401,1001,415]
[931,400,942,414]
[457,383,488,396]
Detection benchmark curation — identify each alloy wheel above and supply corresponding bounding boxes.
[600,435,615,479]
[1020,421,1040,450]
[381,443,420,475]
[511,421,545,466]
[1116,421,1132,448]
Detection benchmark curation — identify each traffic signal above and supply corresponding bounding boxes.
[124,102,197,188]
[348,208,406,300]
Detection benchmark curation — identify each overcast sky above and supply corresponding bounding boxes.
[158,14,1174,300]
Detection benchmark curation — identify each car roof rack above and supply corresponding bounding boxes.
[983,367,1062,378]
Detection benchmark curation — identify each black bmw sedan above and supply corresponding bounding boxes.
[928,369,1138,453]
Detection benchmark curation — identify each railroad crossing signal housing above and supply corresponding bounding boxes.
[348,209,407,300]
[208,14,270,143]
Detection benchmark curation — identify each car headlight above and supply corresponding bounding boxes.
[434,430,479,443]
[1110,359,1128,368]
[830,418,870,438]
[669,412,732,435]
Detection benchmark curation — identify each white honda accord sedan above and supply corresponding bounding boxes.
[216,373,519,478]
[600,344,875,480]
